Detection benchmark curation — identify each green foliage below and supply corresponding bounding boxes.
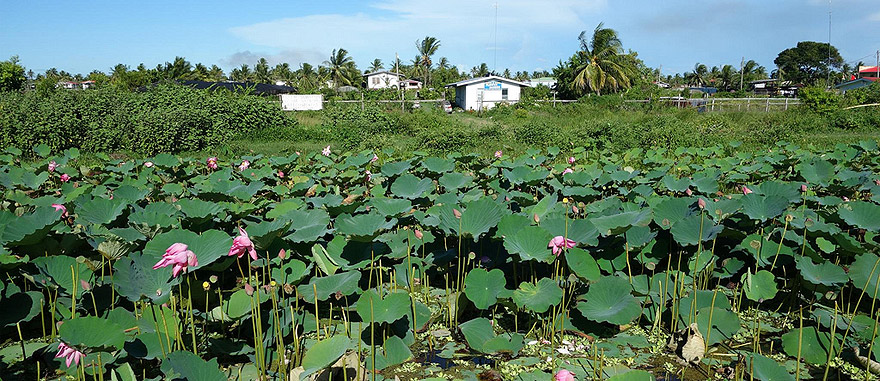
[799,86,840,115]
[0,84,293,155]
[774,41,843,85]
[0,56,26,92]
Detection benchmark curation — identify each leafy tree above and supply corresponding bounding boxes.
[254,58,272,84]
[471,63,489,78]
[297,63,321,92]
[368,59,384,73]
[684,63,708,86]
[207,65,226,82]
[161,56,193,80]
[324,48,358,89]
[774,41,843,85]
[0,55,26,92]
[230,64,253,82]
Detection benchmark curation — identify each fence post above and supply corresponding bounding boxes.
[747,98,750,111]
[765,98,770,112]
[712,99,715,112]
[784,98,788,111]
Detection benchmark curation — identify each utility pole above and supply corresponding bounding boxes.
[493,2,498,73]
[827,0,832,87]
[397,52,403,112]
[739,57,745,91]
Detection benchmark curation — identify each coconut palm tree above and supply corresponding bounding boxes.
[570,23,636,96]
[254,58,272,84]
[324,48,356,89]
[230,64,253,82]
[368,59,384,73]
[719,64,736,90]
[416,36,441,87]
[297,63,320,92]
[685,63,708,86]
[437,57,450,70]
[471,63,489,78]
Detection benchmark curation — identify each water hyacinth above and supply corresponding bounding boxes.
[153,243,198,278]
[548,236,576,256]
[55,342,85,368]
[228,227,257,260]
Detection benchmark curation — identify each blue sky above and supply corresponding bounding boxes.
[2,0,879,77]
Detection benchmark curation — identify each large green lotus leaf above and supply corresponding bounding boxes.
[176,199,225,220]
[652,197,695,229]
[745,352,794,381]
[503,166,549,186]
[112,185,149,203]
[370,197,413,217]
[695,307,741,346]
[513,278,562,313]
[670,215,723,246]
[243,219,290,250]
[114,252,178,305]
[438,172,473,190]
[335,213,397,240]
[76,197,127,225]
[503,225,554,263]
[210,180,263,200]
[799,159,835,187]
[160,351,225,381]
[265,200,305,219]
[740,194,788,222]
[32,255,92,298]
[223,288,270,320]
[704,198,741,221]
[356,289,412,324]
[524,195,558,223]
[143,229,232,271]
[849,253,880,300]
[463,268,509,309]
[0,291,43,327]
[297,271,362,303]
[838,201,880,232]
[380,161,411,177]
[60,316,125,351]
[690,175,719,194]
[796,256,848,287]
[0,207,59,245]
[577,276,640,325]
[676,290,732,323]
[281,209,331,243]
[390,174,434,199]
[421,157,455,173]
[742,270,777,302]
[541,217,600,246]
[590,209,651,236]
[607,370,656,381]
[21,171,49,190]
[272,259,309,285]
[368,335,413,371]
[566,248,602,281]
[781,327,834,365]
[459,318,524,355]
[128,203,179,230]
[754,181,801,203]
[301,335,352,378]
[738,234,795,266]
[662,175,691,192]
[495,214,531,239]
[460,197,504,241]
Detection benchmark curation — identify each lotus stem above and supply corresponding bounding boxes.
[768,216,789,272]
[796,308,803,381]
[821,303,840,381]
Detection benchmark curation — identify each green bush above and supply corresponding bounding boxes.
[0,84,294,155]
[799,86,840,115]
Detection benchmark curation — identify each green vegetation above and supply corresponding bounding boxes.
[2,142,880,380]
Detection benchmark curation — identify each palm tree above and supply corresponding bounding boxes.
[163,56,192,79]
[324,48,356,89]
[297,63,320,92]
[416,36,441,87]
[192,63,209,81]
[685,63,708,86]
[368,59,384,73]
[471,63,489,78]
[273,63,294,86]
[254,58,272,84]
[571,23,636,96]
[230,64,253,82]
[208,65,226,82]
[719,64,736,90]
[436,57,449,70]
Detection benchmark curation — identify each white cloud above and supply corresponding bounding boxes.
[869,11,880,21]
[227,0,606,69]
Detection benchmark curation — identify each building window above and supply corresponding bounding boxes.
[502,88,509,100]
[372,77,380,85]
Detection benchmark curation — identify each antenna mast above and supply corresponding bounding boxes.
[493,2,498,74]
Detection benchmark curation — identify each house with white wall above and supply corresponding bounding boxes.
[444,75,527,111]
[363,71,405,89]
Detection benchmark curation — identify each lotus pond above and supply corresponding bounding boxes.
[1,142,880,380]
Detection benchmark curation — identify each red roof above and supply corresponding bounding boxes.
[859,66,879,73]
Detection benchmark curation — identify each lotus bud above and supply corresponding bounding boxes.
[800,184,808,192]
[453,209,461,219]
[278,248,287,260]
[875,179,880,186]
[534,213,540,223]
[741,185,753,195]
[244,283,254,296]
[144,161,154,168]
[685,188,692,196]
[697,198,706,209]
[414,229,423,240]
[80,280,90,291]
[568,156,575,164]
[572,205,579,214]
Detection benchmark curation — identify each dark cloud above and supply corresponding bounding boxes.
[220,49,325,70]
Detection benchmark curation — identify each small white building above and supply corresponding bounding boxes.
[445,75,527,111]
[363,71,406,90]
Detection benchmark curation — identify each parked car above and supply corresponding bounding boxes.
[440,100,452,114]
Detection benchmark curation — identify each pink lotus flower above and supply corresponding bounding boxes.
[278,248,287,260]
[548,236,576,256]
[371,154,379,163]
[277,170,285,178]
[228,227,257,261]
[55,342,85,368]
[685,188,693,196]
[365,170,372,182]
[800,184,808,192]
[414,229,423,240]
[555,369,575,381]
[698,198,707,209]
[238,160,250,172]
[60,174,71,182]
[322,145,332,157]
[453,209,462,218]
[562,168,573,175]
[51,203,68,218]
[741,185,753,195]
[494,150,503,158]
[48,161,57,172]
[153,243,198,278]
[206,157,218,170]
[568,156,576,164]
[144,161,154,168]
